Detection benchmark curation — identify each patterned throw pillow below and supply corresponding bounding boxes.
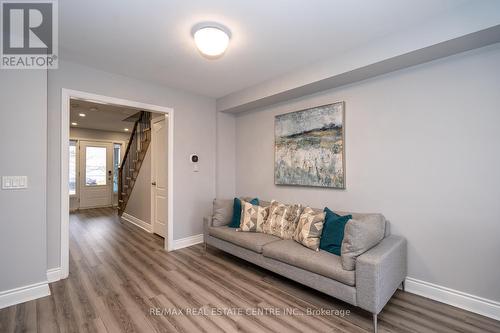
[239,200,270,232]
[263,200,303,239]
[293,207,326,251]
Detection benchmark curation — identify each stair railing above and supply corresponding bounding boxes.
[118,111,152,214]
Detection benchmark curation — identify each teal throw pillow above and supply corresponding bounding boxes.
[319,207,352,256]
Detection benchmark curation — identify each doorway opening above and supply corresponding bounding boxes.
[61,89,174,279]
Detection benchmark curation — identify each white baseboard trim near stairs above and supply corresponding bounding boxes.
[0,281,50,309]
[47,267,62,283]
[405,277,500,320]
[173,234,204,250]
[121,212,152,233]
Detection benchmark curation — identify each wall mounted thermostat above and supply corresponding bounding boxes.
[190,154,199,172]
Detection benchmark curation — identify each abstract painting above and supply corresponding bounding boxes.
[274,102,345,188]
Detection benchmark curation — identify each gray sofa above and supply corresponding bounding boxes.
[203,200,407,333]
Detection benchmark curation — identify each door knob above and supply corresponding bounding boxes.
[151,181,157,186]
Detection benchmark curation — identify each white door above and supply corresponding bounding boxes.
[79,141,113,209]
[151,117,167,237]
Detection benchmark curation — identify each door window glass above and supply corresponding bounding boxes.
[85,146,107,186]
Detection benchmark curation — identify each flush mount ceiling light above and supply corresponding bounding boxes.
[79,113,86,117]
[124,128,129,132]
[71,122,77,126]
[193,24,231,59]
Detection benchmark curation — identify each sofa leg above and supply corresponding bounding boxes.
[373,313,378,333]
[401,280,405,292]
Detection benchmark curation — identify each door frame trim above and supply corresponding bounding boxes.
[61,88,174,279]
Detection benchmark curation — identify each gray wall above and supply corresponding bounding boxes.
[0,71,48,291]
[216,112,236,198]
[232,44,500,302]
[124,146,152,224]
[47,60,216,269]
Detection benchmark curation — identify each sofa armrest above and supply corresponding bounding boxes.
[356,235,407,314]
[203,216,212,245]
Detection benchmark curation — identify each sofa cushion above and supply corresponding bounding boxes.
[263,200,303,239]
[262,240,355,286]
[240,200,269,232]
[341,214,386,270]
[212,199,234,227]
[208,226,280,253]
[293,207,325,251]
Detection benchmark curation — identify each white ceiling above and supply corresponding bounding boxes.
[70,99,141,132]
[60,0,471,98]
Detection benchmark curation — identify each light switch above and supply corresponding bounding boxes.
[2,176,28,189]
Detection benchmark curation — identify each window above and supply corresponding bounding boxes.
[69,140,77,195]
[85,146,107,186]
[113,143,121,193]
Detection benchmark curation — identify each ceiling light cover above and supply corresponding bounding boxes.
[194,26,230,58]
[71,122,77,126]
[124,128,129,132]
[79,113,86,117]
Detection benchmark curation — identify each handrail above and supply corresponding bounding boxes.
[118,111,151,213]
[121,117,140,167]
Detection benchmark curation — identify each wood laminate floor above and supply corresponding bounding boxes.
[1,208,499,333]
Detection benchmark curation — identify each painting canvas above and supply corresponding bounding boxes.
[275,102,345,188]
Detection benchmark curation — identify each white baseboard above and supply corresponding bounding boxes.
[405,277,500,321]
[0,281,50,309]
[173,234,204,250]
[121,212,152,233]
[47,267,62,283]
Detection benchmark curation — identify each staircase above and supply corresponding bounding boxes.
[117,111,152,215]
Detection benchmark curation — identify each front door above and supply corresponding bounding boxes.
[79,141,113,209]
[151,117,167,237]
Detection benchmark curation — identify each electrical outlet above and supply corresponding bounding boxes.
[2,176,28,189]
